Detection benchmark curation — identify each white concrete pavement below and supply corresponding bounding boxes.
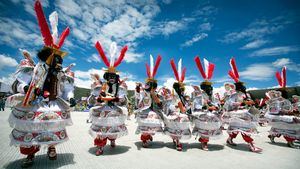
[0,109,299,169]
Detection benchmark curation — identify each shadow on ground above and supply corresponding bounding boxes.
[226,143,263,154]
[188,143,224,151]
[88,145,131,156]
[267,141,300,149]
[3,153,75,169]
[164,142,189,152]
[134,141,165,150]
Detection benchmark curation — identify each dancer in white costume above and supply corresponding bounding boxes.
[89,41,128,155]
[223,58,262,152]
[192,56,222,151]
[7,50,35,108]
[7,1,73,167]
[135,55,164,148]
[162,59,191,151]
[292,95,300,114]
[87,74,103,108]
[265,67,300,148]
[60,63,76,107]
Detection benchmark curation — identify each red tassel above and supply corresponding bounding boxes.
[181,67,186,82]
[34,0,53,46]
[194,56,206,79]
[228,70,239,83]
[230,58,239,79]
[114,46,128,67]
[207,63,215,79]
[275,71,282,87]
[170,59,180,81]
[145,63,151,78]
[282,67,286,87]
[95,41,110,67]
[57,27,70,49]
[152,55,162,78]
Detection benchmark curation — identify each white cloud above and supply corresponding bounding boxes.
[250,46,300,57]
[11,0,49,16]
[214,75,231,84]
[240,39,269,50]
[153,18,194,36]
[228,57,300,81]
[124,51,144,63]
[193,5,218,16]
[181,33,208,47]
[0,73,15,87]
[220,16,290,44]
[199,22,212,31]
[86,53,101,63]
[53,0,200,63]
[272,58,291,67]
[0,54,18,70]
[239,63,275,81]
[73,28,89,41]
[162,0,172,4]
[272,58,300,73]
[56,0,82,17]
[0,18,42,48]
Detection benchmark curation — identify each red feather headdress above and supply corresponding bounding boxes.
[95,41,128,73]
[275,66,287,88]
[145,54,162,82]
[228,57,240,83]
[170,58,186,83]
[34,0,69,49]
[194,56,215,82]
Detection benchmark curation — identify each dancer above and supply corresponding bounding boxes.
[162,59,191,151]
[89,41,128,155]
[61,63,76,107]
[7,50,35,108]
[223,58,262,152]
[192,56,222,151]
[87,73,103,108]
[265,67,300,148]
[8,1,72,167]
[292,95,300,114]
[135,55,164,148]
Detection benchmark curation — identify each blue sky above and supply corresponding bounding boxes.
[0,0,299,91]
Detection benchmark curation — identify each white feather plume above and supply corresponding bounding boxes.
[109,42,117,67]
[178,58,182,81]
[203,58,209,79]
[150,54,154,77]
[49,11,58,45]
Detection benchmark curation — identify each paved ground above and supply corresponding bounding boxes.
[0,108,299,169]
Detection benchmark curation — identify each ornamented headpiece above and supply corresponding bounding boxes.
[34,0,70,59]
[275,66,288,99]
[170,58,186,85]
[145,54,162,83]
[275,66,287,88]
[228,57,240,83]
[194,56,215,85]
[95,41,128,73]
